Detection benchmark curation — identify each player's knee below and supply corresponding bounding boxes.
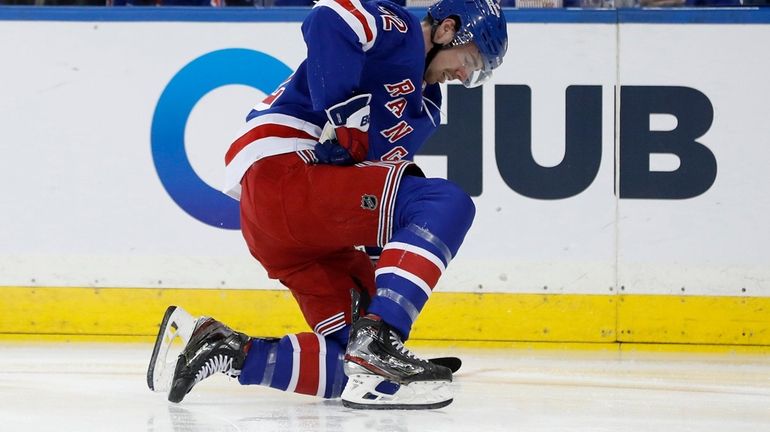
[397,176,476,239]
[438,180,476,232]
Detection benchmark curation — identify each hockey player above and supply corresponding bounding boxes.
[153,0,507,409]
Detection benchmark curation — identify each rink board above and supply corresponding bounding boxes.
[2,8,770,347]
[3,287,770,349]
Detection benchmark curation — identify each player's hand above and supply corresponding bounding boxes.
[313,139,355,165]
[325,94,371,162]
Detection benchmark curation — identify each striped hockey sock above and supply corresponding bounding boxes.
[238,332,347,398]
[367,224,453,339]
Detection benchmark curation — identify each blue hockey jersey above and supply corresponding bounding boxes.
[224,0,442,199]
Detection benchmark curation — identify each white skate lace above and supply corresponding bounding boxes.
[193,354,239,385]
[389,331,420,361]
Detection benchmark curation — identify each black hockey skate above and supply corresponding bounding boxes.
[167,317,251,403]
[341,314,453,410]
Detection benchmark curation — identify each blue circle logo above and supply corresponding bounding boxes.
[151,48,293,230]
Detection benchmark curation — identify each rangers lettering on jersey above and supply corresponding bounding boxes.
[384,79,416,98]
[382,146,409,161]
[380,121,414,143]
[385,98,407,118]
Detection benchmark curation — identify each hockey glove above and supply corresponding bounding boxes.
[322,93,372,163]
[313,139,355,165]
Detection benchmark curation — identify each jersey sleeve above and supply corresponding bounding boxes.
[301,0,379,112]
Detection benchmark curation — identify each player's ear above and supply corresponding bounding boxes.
[433,18,457,45]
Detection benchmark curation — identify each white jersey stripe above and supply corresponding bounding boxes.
[316,318,346,335]
[375,266,432,299]
[315,334,327,398]
[314,312,344,331]
[382,241,447,271]
[320,321,347,336]
[314,312,345,334]
[224,113,323,199]
[316,0,377,52]
[232,113,322,142]
[286,334,301,393]
[297,149,312,164]
[379,161,411,246]
[224,137,316,200]
[379,163,396,246]
[300,149,318,164]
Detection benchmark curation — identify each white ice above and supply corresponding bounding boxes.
[2,343,770,432]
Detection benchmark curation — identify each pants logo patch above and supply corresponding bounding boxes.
[361,195,378,211]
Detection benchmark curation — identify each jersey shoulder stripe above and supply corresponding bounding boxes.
[314,0,378,52]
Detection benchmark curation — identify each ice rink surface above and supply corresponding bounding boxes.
[2,342,770,432]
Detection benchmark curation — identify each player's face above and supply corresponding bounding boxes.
[424,43,484,86]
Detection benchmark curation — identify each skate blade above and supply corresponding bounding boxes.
[146,305,196,392]
[341,374,453,410]
[428,356,462,373]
